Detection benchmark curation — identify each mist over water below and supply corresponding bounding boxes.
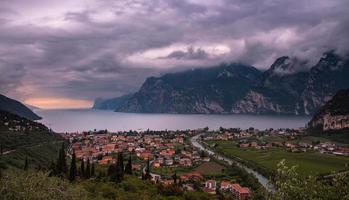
[36,109,310,133]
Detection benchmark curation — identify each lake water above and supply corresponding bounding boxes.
[36,109,311,133]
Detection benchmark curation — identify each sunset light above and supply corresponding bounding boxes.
[25,98,92,109]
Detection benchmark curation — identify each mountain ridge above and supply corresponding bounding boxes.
[94,51,349,115]
[0,94,41,120]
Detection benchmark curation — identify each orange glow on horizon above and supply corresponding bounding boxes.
[25,97,92,109]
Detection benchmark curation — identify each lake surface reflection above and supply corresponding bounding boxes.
[36,109,310,132]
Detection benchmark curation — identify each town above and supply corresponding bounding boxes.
[62,129,253,200]
[203,127,349,157]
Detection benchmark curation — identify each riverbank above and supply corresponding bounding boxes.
[190,134,274,192]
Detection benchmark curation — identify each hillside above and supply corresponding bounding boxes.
[308,89,349,132]
[0,110,63,169]
[0,94,41,120]
[97,51,349,115]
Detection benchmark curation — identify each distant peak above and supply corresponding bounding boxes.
[320,50,340,61]
[270,56,290,70]
[267,56,310,76]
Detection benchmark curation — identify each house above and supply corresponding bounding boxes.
[220,181,232,190]
[240,143,250,148]
[139,151,153,160]
[180,172,203,182]
[98,156,114,165]
[179,158,192,167]
[204,180,217,194]
[205,180,217,190]
[132,164,142,171]
[231,184,251,200]
[162,179,174,185]
[153,162,161,168]
[165,158,174,166]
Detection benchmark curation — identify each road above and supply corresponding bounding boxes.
[191,134,274,192]
[1,140,63,155]
[142,159,161,180]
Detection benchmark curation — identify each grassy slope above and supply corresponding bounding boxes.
[207,140,349,177]
[0,131,64,169]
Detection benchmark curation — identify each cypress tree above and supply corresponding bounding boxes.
[144,159,151,180]
[172,172,178,184]
[56,143,67,176]
[69,151,77,182]
[23,157,29,171]
[115,164,122,183]
[80,159,85,178]
[125,155,132,174]
[91,162,95,177]
[141,171,145,180]
[49,160,56,176]
[107,164,115,179]
[118,152,124,177]
[115,151,124,183]
[85,158,91,179]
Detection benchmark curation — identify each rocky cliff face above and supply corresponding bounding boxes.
[308,89,349,131]
[117,63,261,113]
[299,52,349,115]
[100,51,349,115]
[231,91,283,114]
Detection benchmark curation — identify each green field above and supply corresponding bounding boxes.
[207,140,349,177]
[193,161,225,175]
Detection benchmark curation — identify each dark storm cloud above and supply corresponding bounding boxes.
[0,0,348,104]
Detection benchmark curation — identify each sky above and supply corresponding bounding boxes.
[0,0,348,109]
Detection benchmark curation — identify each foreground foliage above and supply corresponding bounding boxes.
[270,160,349,200]
[0,170,87,200]
[0,170,214,200]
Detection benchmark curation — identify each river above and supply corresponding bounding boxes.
[191,134,274,192]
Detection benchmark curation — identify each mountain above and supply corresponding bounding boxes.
[298,52,349,114]
[0,94,41,120]
[116,63,262,113]
[232,56,310,114]
[308,89,349,131]
[98,51,349,115]
[93,94,133,110]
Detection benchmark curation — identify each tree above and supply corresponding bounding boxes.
[91,163,95,177]
[69,151,77,182]
[0,144,3,155]
[49,160,57,176]
[85,158,91,179]
[118,152,124,176]
[125,155,132,175]
[56,143,67,176]
[172,172,178,184]
[271,160,349,200]
[144,159,152,180]
[80,159,85,178]
[107,164,115,179]
[24,157,29,171]
[115,152,124,183]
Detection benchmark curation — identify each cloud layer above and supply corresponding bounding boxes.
[0,0,348,108]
